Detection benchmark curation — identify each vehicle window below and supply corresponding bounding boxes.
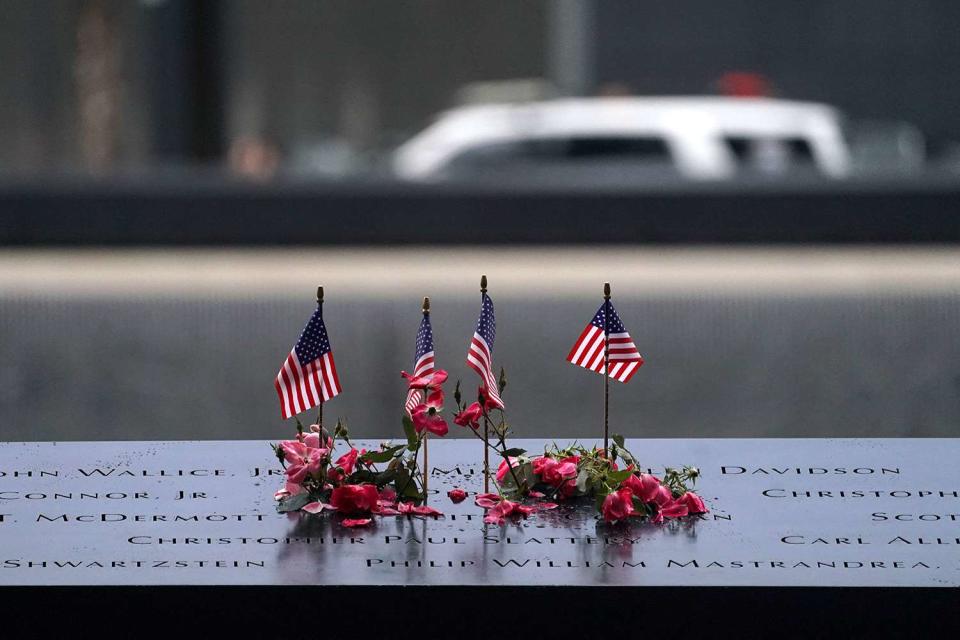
[724,137,817,175]
[446,136,672,167]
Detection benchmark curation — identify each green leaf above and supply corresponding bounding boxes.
[607,468,634,485]
[360,444,405,464]
[348,469,377,484]
[394,467,423,500]
[497,459,534,495]
[276,493,311,513]
[375,468,398,486]
[612,434,625,448]
[401,415,418,449]
[501,448,527,458]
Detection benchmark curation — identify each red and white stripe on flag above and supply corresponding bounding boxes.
[275,349,342,419]
[466,334,504,408]
[566,325,644,383]
[404,351,435,416]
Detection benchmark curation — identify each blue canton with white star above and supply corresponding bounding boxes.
[295,306,332,366]
[414,314,434,362]
[475,293,496,351]
[591,300,626,334]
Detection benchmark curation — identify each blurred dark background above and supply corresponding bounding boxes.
[1,1,959,441]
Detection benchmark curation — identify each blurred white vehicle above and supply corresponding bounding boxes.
[393,97,851,182]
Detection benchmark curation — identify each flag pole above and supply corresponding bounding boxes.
[316,286,325,443]
[603,282,611,458]
[480,274,490,494]
[421,296,430,497]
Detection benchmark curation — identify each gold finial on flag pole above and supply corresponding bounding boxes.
[603,282,611,457]
[422,296,430,314]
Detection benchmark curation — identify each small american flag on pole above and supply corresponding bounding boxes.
[466,292,504,409]
[275,303,342,419]
[567,299,644,383]
[405,312,435,416]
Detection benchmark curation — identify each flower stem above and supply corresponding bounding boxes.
[423,432,429,497]
[396,433,425,502]
[483,416,490,493]
[477,405,527,495]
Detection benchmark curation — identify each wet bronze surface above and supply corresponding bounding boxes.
[0,438,957,587]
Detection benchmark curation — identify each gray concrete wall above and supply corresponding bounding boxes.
[2,248,959,441]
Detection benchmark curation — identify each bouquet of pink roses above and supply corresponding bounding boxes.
[490,436,708,524]
[271,370,452,527]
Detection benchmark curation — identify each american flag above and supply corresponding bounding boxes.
[466,293,504,409]
[566,300,644,383]
[275,304,342,419]
[405,312,435,416]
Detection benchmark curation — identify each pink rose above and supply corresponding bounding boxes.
[653,484,674,507]
[676,492,708,514]
[301,432,332,450]
[453,402,483,430]
[601,488,635,523]
[330,484,379,514]
[652,499,689,523]
[660,500,689,518]
[534,458,577,487]
[334,448,360,476]
[282,443,327,484]
[621,473,662,503]
[410,389,449,437]
[447,488,468,503]
[401,369,448,390]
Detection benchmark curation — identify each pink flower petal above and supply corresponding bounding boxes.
[303,502,326,514]
[536,502,558,511]
[412,505,443,517]
[342,518,372,528]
